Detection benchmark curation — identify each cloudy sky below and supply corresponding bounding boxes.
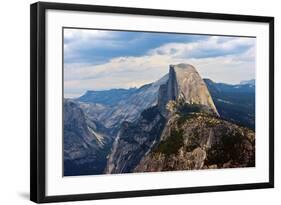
[64,28,256,98]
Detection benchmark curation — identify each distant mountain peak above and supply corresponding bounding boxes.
[240,79,255,86]
[158,64,219,116]
[78,88,138,106]
[203,78,215,84]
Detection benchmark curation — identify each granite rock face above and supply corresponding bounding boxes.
[63,99,112,176]
[106,106,166,173]
[158,64,219,116]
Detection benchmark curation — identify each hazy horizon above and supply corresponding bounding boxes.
[65,76,255,99]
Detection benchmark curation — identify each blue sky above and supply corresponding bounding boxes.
[64,30,206,64]
[64,28,256,98]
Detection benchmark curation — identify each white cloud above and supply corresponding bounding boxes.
[64,29,114,43]
[64,36,256,97]
[149,36,255,58]
[65,29,104,37]
[64,29,119,60]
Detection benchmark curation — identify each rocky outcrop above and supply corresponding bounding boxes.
[135,111,255,172]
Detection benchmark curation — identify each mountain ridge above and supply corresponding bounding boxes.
[204,78,255,129]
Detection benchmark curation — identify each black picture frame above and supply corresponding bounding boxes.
[30,2,274,203]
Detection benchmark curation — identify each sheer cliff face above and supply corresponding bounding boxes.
[159,64,219,116]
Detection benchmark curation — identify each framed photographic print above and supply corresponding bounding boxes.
[30,2,274,203]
